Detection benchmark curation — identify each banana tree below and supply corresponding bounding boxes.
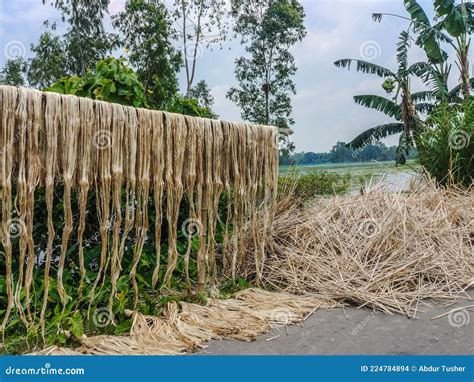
[334,31,424,164]
[374,0,473,100]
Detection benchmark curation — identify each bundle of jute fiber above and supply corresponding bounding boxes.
[241,184,473,318]
[33,288,331,355]
[0,85,278,334]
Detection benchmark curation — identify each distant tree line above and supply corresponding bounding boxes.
[0,0,306,142]
[280,141,416,165]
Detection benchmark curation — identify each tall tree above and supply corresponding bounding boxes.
[170,0,230,96]
[189,79,214,108]
[28,27,68,89]
[335,31,426,163]
[113,0,181,108]
[42,0,116,76]
[227,0,306,151]
[374,0,473,100]
[0,58,28,86]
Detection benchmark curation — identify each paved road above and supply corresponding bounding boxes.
[200,293,473,355]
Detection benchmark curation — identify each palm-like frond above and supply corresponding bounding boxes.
[414,102,435,114]
[411,90,435,102]
[404,0,449,63]
[407,62,450,100]
[334,59,395,78]
[346,123,405,149]
[449,78,474,99]
[407,61,431,76]
[353,95,402,120]
[396,30,411,74]
[434,0,472,37]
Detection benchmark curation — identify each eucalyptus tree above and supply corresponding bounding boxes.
[42,0,116,76]
[0,58,28,86]
[28,27,68,89]
[227,0,306,152]
[334,31,426,164]
[169,0,230,96]
[113,0,182,108]
[190,79,215,108]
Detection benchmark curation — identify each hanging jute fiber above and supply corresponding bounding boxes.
[0,85,279,334]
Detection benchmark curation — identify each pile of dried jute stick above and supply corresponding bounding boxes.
[31,288,335,355]
[244,181,473,318]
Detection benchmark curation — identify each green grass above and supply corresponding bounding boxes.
[280,160,420,193]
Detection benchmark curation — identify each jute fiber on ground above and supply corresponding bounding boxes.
[242,182,473,318]
[31,288,335,355]
[0,85,279,334]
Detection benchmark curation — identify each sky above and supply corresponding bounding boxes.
[0,0,468,152]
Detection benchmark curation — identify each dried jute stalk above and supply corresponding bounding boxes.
[0,85,279,334]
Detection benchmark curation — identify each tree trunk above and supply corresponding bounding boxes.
[457,39,471,100]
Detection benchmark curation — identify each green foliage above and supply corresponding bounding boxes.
[335,30,423,163]
[228,0,306,152]
[42,0,117,76]
[46,57,148,108]
[28,28,68,89]
[190,80,215,109]
[165,94,216,118]
[0,58,27,86]
[170,0,230,95]
[278,170,351,201]
[112,0,181,109]
[417,99,474,187]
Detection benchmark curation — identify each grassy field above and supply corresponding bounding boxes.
[280,160,420,192]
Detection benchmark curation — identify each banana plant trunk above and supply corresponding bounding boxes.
[457,40,471,100]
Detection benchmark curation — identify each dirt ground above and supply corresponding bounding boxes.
[199,292,473,355]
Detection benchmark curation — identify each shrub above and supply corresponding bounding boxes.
[46,57,148,107]
[278,170,351,201]
[417,99,474,188]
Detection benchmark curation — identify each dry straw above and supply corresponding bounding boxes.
[243,181,473,318]
[31,288,334,355]
[0,85,279,333]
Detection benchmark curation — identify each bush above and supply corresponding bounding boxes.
[417,99,474,188]
[278,170,351,201]
[46,57,148,107]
